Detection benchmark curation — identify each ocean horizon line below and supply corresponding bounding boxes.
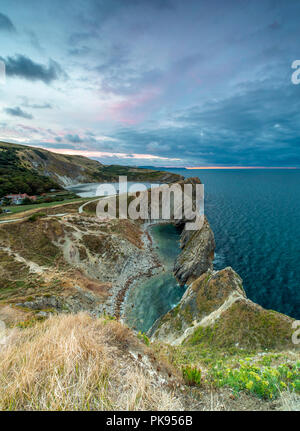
[184,166,300,170]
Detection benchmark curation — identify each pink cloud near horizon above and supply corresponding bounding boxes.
[43,147,180,161]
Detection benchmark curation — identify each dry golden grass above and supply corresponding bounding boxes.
[1,312,293,412]
[0,313,183,411]
[279,391,300,411]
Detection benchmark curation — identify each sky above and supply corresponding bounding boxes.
[0,0,300,167]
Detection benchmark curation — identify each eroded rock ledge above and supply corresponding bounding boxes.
[174,218,215,287]
[150,267,295,351]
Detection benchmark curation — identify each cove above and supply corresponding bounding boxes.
[123,224,185,333]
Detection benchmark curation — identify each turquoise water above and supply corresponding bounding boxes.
[123,224,184,333]
[162,168,300,320]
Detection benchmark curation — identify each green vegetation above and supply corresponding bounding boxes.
[96,165,172,182]
[137,331,150,346]
[0,197,90,218]
[0,147,61,197]
[0,218,64,268]
[154,338,300,401]
[27,212,46,222]
[182,366,202,387]
[183,302,294,351]
[22,191,78,206]
[210,359,300,400]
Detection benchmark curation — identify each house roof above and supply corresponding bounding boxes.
[5,193,29,199]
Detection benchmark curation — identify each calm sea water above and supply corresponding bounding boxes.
[164,168,300,320]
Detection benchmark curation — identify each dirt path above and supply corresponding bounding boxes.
[0,213,69,224]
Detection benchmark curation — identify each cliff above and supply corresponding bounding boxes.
[145,176,216,286]
[150,267,295,351]
[174,218,215,286]
[0,141,183,190]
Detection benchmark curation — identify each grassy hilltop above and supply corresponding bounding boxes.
[0,141,183,196]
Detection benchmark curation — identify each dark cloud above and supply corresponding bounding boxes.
[0,12,15,32]
[0,54,66,84]
[29,102,52,109]
[42,142,77,150]
[111,80,300,167]
[89,0,175,26]
[65,0,175,50]
[69,32,94,45]
[26,30,44,53]
[120,0,174,9]
[68,46,90,56]
[19,97,53,109]
[65,134,83,143]
[97,41,163,95]
[4,106,33,119]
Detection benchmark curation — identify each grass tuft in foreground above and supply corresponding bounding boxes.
[0,313,182,411]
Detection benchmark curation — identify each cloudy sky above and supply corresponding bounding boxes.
[0,0,300,167]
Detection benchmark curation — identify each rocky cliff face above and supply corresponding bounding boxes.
[150,267,295,350]
[151,176,215,287]
[174,218,215,286]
